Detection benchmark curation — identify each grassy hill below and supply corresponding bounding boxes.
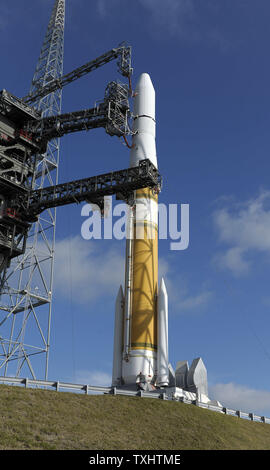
[0,384,270,450]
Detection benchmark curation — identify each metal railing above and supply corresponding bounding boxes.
[0,376,269,425]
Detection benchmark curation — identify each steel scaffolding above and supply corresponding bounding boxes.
[0,0,65,379]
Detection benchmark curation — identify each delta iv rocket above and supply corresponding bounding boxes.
[112,73,169,389]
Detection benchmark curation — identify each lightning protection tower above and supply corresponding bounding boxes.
[0,0,65,379]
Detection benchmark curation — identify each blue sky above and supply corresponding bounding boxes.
[1,0,270,416]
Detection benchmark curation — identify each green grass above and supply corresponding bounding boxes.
[0,384,269,450]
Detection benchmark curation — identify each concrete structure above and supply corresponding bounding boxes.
[175,361,189,389]
[187,357,208,398]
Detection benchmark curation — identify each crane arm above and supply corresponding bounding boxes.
[22,44,132,105]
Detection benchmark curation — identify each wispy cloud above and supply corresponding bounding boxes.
[212,189,270,276]
[53,235,124,304]
[95,0,234,51]
[96,0,118,18]
[96,0,107,19]
[210,382,270,416]
[138,0,234,51]
[159,257,213,314]
[138,0,195,38]
[170,282,213,313]
[75,369,111,386]
[213,247,249,276]
[52,235,212,313]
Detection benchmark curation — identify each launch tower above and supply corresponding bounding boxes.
[0,0,65,379]
[0,1,157,382]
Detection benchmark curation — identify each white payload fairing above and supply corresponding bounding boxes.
[112,73,170,388]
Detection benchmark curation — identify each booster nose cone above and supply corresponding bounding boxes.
[133,73,155,119]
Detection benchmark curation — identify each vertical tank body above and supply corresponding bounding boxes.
[122,73,159,385]
[112,73,169,388]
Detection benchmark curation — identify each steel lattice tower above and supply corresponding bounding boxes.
[0,0,65,379]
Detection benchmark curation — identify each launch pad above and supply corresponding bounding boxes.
[114,357,218,407]
[0,0,215,410]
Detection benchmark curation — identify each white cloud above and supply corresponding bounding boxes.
[213,190,270,276]
[96,0,107,18]
[158,259,212,313]
[139,0,195,38]
[210,382,270,416]
[138,0,233,50]
[171,282,212,312]
[213,247,249,276]
[96,0,194,24]
[53,235,124,304]
[177,289,212,310]
[75,369,111,387]
[52,235,212,313]
[95,0,233,50]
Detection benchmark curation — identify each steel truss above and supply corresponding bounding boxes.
[0,0,134,380]
[20,159,161,221]
[0,0,66,379]
[25,81,131,148]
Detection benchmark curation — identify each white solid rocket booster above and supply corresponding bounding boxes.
[112,73,169,388]
[157,277,169,387]
[112,285,124,385]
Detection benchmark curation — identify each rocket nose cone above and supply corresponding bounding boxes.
[117,285,124,300]
[159,277,168,297]
[135,73,155,93]
[133,72,155,119]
